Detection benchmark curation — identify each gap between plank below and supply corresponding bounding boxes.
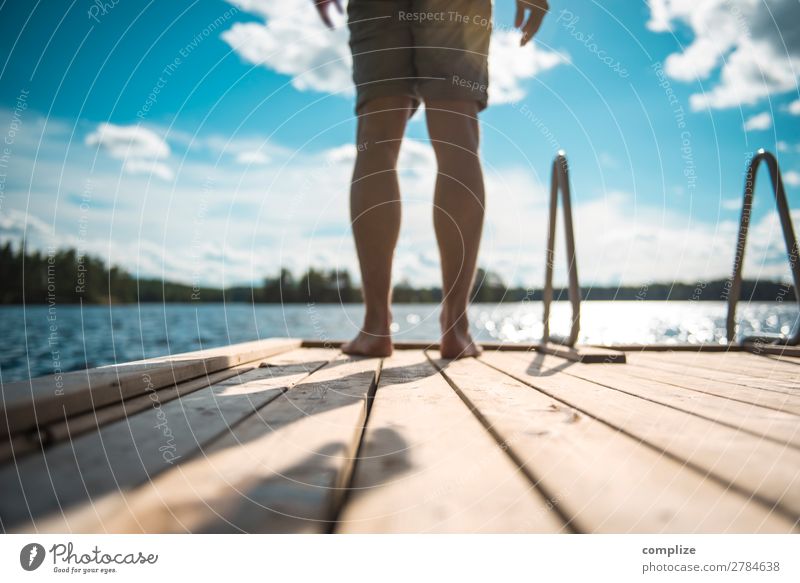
[326,357,384,533]
[424,351,576,534]
[548,363,800,450]
[477,353,799,524]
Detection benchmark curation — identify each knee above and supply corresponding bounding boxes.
[429,128,480,174]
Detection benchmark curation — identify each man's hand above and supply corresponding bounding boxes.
[314,0,342,29]
[515,0,549,46]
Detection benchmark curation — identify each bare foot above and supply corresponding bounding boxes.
[440,314,481,359]
[342,330,393,357]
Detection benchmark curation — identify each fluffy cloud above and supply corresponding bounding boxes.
[85,123,173,180]
[221,0,352,95]
[222,0,565,105]
[647,0,800,110]
[784,170,800,187]
[788,99,800,115]
[487,31,566,103]
[743,111,772,131]
[234,150,270,165]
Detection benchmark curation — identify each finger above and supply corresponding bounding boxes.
[515,2,524,28]
[520,6,547,45]
[316,3,333,28]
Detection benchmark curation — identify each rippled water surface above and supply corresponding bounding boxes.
[1,301,797,382]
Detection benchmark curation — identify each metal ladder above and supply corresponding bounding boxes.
[542,151,581,347]
[726,149,800,345]
[540,148,798,347]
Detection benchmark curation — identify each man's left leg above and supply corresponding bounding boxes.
[426,99,485,359]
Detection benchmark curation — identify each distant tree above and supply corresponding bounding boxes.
[0,242,795,304]
[471,268,507,302]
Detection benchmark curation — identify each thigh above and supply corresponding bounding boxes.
[411,0,492,111]
[348,0,420,113]
[425,99,480,154]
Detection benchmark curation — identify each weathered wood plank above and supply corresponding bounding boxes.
[555,361,800,448]
[625,352,799,395]
[745,345,800,359]
[36,353,380,533]
[598,344,741,352]
[300,339,623,363]
[431,354,795,533]
[0,347,335,532]
[0,364,257,463]
[629,350,800,381]
[1,338,301,436]
[764,353,800,367]
[537,344,626,363]
[481,351,800,521]
[620,362,800,416]
[337,350,565,533]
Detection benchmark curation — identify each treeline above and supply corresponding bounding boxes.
[0,243,795,304]
[0,243,358,304]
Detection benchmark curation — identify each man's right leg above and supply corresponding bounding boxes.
[342,96,414,357]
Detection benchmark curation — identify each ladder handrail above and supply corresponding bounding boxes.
[726,149,800,345]
[542,151,581,346]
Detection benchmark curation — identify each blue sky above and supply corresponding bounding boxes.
[1,0,799,288]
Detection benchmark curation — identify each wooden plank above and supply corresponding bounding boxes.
[303,340,538,351]
[764,353,800,367]
[301,339,623,362]
[628,350,800,380]
[336,351,565,533]
[537,343,625,364]
[625,352,799,395]
[430,354,795,533]
[746,345,800,359]
[0,337,301,437]
[554,361,800,448]
[597,344,741,352]
[620,362,800,417]
[302,339,439,350]
[0,347,336,532]
[480,351,800,521]
[0,363,256,463]
[33,353,380,533]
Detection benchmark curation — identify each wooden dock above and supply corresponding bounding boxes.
[1,339,799,533]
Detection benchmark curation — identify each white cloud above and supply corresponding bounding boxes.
[647,0,800,110]
[487,31,567,104]
[235,150,270,165]
[788,99,800,115]
[777,140,790,152]
[721,197,742,211]
[121,159,174,181]
[784,170,800,186]
[0,209,55,248]
[85,123,170,159]
[221,0,352,95]
[743,111,772,131]
[85,123,173,180]
[222,0,565,105]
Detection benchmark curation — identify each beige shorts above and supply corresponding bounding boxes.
[348,0,492,113]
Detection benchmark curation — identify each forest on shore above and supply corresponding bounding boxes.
[0,242,795,304]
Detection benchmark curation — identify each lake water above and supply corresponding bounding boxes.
[1,301,798,382]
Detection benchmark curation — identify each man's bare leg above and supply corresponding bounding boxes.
[342,96,413,357]
[426,100,484,359]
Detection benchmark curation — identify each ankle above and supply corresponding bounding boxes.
[440,306,469,332]
[363,308,392,334]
